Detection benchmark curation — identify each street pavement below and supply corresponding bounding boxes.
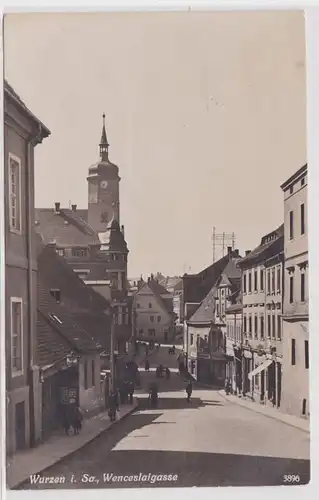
[18,345,310,489]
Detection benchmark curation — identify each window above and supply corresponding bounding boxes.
[260,270,264,291]
[50,289,61,303]
[305,340,309,369]
[216,304,219,315]
[84,360,88,389]
[72,248,87,257]
[271,269,275,294]
[157,315,161,323]
[277,267,281,293]
[148,303,152,309]
[267,315,271,338]
[267,270,271,294]
[260,315,264,338]
[254,270,258,292]
[289,210,294,240]
[301,177,305,187]
[248,316,252,336]
[243,274,247,293]
[272,314,276,339]
[11,298,23,373]
[289,276,294,303]
[150,315,154,323]
[289,185,294,194]
[137,303,140,308]
[301,272,305,302]
[9,154,21,232]
[243,316,247,333]
[57,249,65,257]
[301,203,305,235]
[190,334,194,345]
[277,315,281,340]
[291,338,296,365]
[91,360,95,386]
[248,273,252,293]
[139,328,143,334]
[254,315,258,338]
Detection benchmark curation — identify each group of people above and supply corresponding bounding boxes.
[156,364,171,380]
[62,406,83,436]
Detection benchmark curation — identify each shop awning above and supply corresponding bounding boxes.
[248,359,273,381]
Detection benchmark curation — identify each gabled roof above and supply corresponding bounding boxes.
[37,278,101,356]
[137,279,173,315]
[74,312,111,351]
[35,208,100,248]
[37,243,109,313]
[187,284,217,325]
[238,225,284,268]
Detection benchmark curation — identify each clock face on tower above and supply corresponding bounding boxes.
[100,180,108,189]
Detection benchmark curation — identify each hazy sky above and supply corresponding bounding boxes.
[4,11,306,278]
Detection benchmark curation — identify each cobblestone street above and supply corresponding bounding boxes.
[18,346,310,489]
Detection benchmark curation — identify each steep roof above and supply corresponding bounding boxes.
[4,80,51,139]
[36,310,72,368]
[183,251,239,305]
[74,312,111,351]
[238,225,284,268]
[137,279,173,316]
[37,244,109,313]
[98,219,128,253]
[37,278,101,358]
[187,285,217,325]
[35,208,100,248]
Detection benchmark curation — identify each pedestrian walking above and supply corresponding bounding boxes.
[128,381,134,404]
[186,382,193,403]
[72,406,83,435]
[62,407,71,436]
[145,359,150,371]
[165,367,170,380]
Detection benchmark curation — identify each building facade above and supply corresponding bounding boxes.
[238,226,284,407]
[225,291,243,393]
[280,164,309,418]
[134,276,174,343]
[4,81,50,454]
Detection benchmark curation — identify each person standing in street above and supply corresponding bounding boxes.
[128,381,134,404]
[186,381,193,403]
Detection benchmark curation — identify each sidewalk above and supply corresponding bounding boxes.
[6,401,138,490]
[218,390,310,433]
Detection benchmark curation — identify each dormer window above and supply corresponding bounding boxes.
[50,289,61,303]
[49,313,62,325]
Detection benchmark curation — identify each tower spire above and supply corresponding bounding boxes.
[99,113,109,161]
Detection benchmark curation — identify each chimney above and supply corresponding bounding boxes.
[227,246,232,258]
[71,204,77,212]
[245,250,251,256]
[233,249,239,257]
[54,202,60,213]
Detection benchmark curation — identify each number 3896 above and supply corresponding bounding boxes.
[283,475,300,483]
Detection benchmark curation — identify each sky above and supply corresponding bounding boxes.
[4,11,306,278]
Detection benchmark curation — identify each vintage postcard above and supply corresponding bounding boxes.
[2,9,310,491]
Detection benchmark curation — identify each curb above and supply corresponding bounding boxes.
[218,391,310,434]
[9,402,138,490]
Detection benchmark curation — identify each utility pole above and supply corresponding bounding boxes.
[212,227,236,263]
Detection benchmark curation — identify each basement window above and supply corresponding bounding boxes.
[50,289,61,303]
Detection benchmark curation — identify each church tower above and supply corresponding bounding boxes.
[87,114,120,233]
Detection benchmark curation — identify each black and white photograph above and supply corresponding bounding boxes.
[2,8,310,490]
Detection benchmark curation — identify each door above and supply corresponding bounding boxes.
[15,402,26,450]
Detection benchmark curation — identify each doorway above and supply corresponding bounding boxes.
[15,401,26,450]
